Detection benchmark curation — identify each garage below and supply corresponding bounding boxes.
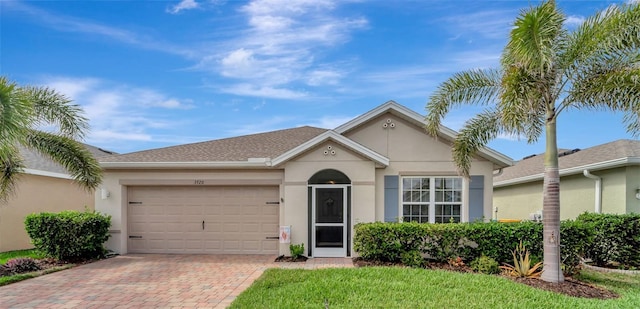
[127,186,280,254]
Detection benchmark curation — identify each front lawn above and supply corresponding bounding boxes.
[230,267,640,308]
[0,249,72,286]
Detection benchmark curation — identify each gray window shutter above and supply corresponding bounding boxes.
[469,175,484,222]
[384,175,399,222]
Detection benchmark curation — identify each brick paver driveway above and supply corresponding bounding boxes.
[0,254,277,309]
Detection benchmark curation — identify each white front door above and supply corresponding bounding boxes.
[312,185,348,257]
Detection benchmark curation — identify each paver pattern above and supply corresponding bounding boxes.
[0,254,353,309]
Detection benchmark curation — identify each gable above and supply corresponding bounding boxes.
[343,112,461,162]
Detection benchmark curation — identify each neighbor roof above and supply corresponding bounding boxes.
[22,143,116,178]
[494,139,640,187]
[100,126,328,166]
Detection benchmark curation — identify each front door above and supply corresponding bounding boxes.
[312,186,348,257]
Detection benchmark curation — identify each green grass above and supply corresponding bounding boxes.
[230,267,640,309]
[0,249,45,264]
[0,249,69,287]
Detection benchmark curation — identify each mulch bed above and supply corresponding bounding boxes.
[352,258,618,299]
[274,255,308,262]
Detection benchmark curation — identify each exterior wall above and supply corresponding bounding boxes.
[494,166,636,220]
[0,174,94,252]
[95,169,283,254]
[282,141,376,257]
[344,112,496,222]
[625,166,640,214]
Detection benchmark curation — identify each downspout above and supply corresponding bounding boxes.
[583,170,602,213]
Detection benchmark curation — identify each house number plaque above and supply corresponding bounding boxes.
[194,180,205,185]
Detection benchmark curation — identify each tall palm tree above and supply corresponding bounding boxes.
[425,1,640,283]
[0,76,102,202]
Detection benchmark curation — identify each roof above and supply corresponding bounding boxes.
[494,139,640,187]
[99,101,513,170]
[22,143,116,179]
[100,126,328,166]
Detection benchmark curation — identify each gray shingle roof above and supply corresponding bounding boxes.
[100,126,329,163]
[495,139,640,183]
[22,143,116,175]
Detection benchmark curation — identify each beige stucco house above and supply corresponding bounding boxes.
[494,139,640,221]
[0,145,114,252]
[96,101,512,257]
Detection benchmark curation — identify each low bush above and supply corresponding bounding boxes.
[289,243,305,259]
[576,212,640,267]
[354,219,593,272]
[25,210,111,262]
[401,250,424,268]
[1,257,41,275]
[470,255,499,274]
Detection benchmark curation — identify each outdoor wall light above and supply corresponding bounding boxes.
[635,187,640,200]
[101,188,110,200]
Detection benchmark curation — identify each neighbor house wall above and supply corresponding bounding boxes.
[95,169,284,254]
[494,167,632,220]
[282,141,376,257]
[0,174,94,252]
[344,112,496,222]
[625,166,640,214]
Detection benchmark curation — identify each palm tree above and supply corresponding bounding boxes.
[425,1,640,283]
[0,76,102,202]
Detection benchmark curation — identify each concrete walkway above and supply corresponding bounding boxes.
[0,254,353,309]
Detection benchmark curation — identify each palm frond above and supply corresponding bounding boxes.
[451,109,503,177]
[560,2,640,76]
[425,69,501,137]
[24,130,102,191]
[0,77,33,143]
[500,66,546,143]
[0,144,25,203]
[20,86,89,139]
[502,0,564,75]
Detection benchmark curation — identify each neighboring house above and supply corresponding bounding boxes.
[494,139,640,221]
[0,144,115,252]
[95,101,512,257]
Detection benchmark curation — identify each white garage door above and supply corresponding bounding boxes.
[127,186,280,254]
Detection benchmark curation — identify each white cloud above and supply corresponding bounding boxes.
[5,1,194,57]
[442,9,515,40]
[565,15,585,27]
[196,0,367,99]
[167,0,200,14]
[220,84,308,99]
[41,77,194,144]
[305,115,355,129]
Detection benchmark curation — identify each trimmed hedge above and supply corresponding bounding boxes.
[354,220,592,271]
[576,212,640,267]
[25,210,111,262]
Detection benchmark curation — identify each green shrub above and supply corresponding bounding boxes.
[470,255,499,274]
[289,243,305,259]
[25,210,111,262]
[400,250,424,268]
[2,257,41,274]
[354,219,592,273]
[576,212,640,267]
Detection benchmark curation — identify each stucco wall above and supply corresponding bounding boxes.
[0,174,94,252]
[95,169,284,254]
[282,141,376,256]
[345,113,496,222]
[494,166,636,220]
[625,166,640,214]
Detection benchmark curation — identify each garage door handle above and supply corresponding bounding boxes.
[202,220,205,230]
[266,236,279,240]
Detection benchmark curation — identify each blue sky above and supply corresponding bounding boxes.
[1,0,637,161]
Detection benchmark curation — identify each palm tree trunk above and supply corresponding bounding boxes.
[540,114,564,283]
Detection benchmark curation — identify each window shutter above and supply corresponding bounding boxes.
[468,175,484,222]
[384,175,399,222]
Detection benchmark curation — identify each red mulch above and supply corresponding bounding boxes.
[352,258,618,299]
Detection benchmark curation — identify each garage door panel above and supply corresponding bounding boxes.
[128,186,279,254]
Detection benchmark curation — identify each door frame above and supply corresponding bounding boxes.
[310,184,350,257]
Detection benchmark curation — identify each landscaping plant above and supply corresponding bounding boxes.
[470,255,500,274]
[500,241,543,278]
[289,243,304,259]
[1,257,41,275]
